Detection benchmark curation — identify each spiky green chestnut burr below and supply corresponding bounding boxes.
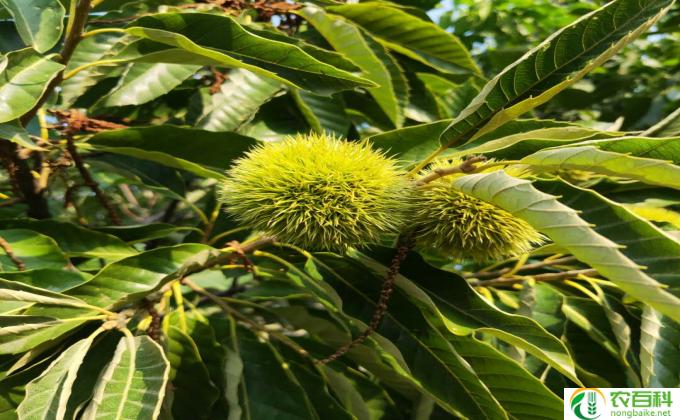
[219,133,410,251]
[413,159,543,262]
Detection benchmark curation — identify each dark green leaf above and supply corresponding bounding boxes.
[356,249,579,383]
[640,306,680,387]
[0,229,67,272]
[197,69,282,132]
[0,49,63,123]
[164,325,219,419]
[298,6,407,127]
[0,0,64,53]
[122,13,374,95]
[65,243,214,309]
[453,172,680,321]
[100,62,201,107]
[327,2,479,74]
[0,220,136,260]
[440,0,673,148]
[81,335,170,419]
[85,126,258,179]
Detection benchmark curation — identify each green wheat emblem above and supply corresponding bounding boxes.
[570,391,600,420]
[588,392,597,416]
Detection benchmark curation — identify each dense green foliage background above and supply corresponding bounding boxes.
[0,0,678,419]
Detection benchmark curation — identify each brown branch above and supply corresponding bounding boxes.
[0,143,50,219]
[316,236,415,365]
[209,66,227,94]
[3,1,93,219]
[470,268,598,287]
[464,256,577,279]
[0,235,25,271]
[144,300,162,342]
[65,137,121,225]
[51,109,127,135]
[226,240,261,280]
[415,155,487,185]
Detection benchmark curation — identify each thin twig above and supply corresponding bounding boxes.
[470,268,598,287]
[464,256,577,279]
[0,236,25,271]
[143,300,162,342]
[200,203,222,243]
[50,109,127,134]
[181,236,276,279]
[415,155,487,185]
[65,137,122,225]
[5,0,93,219]
[183,278,310,357]
[316,236,416,365]
[0,144,50,219]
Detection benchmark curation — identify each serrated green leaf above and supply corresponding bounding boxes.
[95,224,199,244]
[565,321,624,387]
[567,136,680,164]
[0,220,136,260]
[228,323,319,420]
[449,335,563,420]
[244,26,360,73]
[65,243,214,309]
[164,325,218,420]
[298,6,407,127]
[16,331,100,420]
[521,146,680,190]
[61,33,127,107]
[521,283,566,338]
[120,13,374,95]
[0,229,67,272]
[640,306,680,387]
[168,310,226,394]
[450,126,619,160]
[440,0,673,148]
[452,171,680,322]
[562,297,629,365]
[197,69,281,132]
[535,179,680,300]
[356,249,580,384]
[369,119,452,162]
[0,48,63,123]
[272,303,419,400]
[416,74,479,118]
[82,335,169,420]
[0,315,90,355]
[291,90,350,137]
[0,278,91,309]
[0,120,42,150]
[327,2,479,74]
[0,269,90,315]
[643,107,680,137]
[274,343,355,420]
[0,0,64,53]
[314,253,509,419]
[84,126,258,180]
[0,359,46,418]
[100,62,201,107]
[323,366,402,420]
